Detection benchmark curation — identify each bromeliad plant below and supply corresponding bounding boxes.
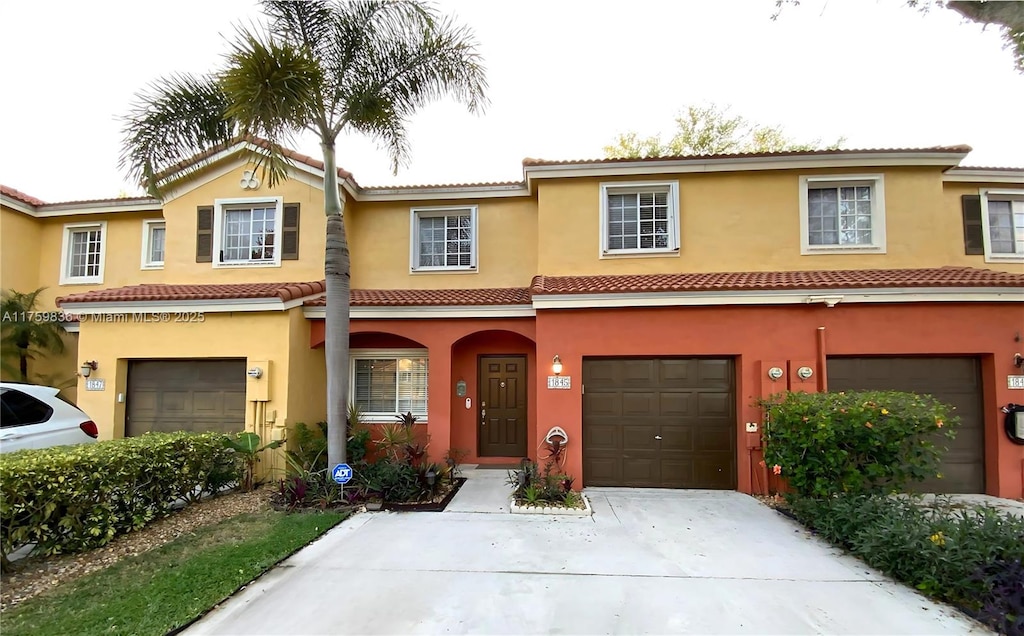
[759,390,958,498]
[224,432,283,491]
[507,460,582,508]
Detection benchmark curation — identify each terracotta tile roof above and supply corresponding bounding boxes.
[522,145,973,167]
[529,267,1024,295]
[305,287,533,307]
[361,180,526,191]
[1,185,46,207]
[44,195,159,206]
[58,282,325,305]
[152,134,355,184]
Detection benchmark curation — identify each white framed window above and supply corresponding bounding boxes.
[212,197,283,268]
[141,219,166,269]
[980,189,1024,262]
[410,206,478,272]
[351,350,429,422]
[799,175,886,254]
[600,181,680,257]
[59,222,106,284]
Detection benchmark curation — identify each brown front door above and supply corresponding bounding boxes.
[583,357,736,488]
[478,355,528,457]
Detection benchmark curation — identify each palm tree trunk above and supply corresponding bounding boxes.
[323,142,351,470]
[18,347,28,382]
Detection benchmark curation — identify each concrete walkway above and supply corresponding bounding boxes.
[187,471,985,635]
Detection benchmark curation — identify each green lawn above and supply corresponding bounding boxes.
[0,509,347,636]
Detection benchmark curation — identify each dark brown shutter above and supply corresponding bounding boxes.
[961,195,984,255]
[282,203,300,260]
[196,206,214,262]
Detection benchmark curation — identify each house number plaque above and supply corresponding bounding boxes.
[547,376,571,390]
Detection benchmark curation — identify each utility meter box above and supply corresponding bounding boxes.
[247,359,271,401]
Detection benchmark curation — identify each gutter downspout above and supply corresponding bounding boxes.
[817,326,828,393]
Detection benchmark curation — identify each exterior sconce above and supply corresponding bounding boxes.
[797,366,814,380]
[767,367,784,381]
[1014,353,1024,369]
[247,367,263,379]
[80,360,98,378]
[552,355,563,376]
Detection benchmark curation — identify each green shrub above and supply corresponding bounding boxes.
[759,390,958,497]
[355,458,420,502]
[0,432,240,564]
[789,494,1024,631]
[507,460,576,505]
[286,421,370,473]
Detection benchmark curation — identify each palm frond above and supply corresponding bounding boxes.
[119,73,236,197]
[331,3,488,172]
[261,0,335,52]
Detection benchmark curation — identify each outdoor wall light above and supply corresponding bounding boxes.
[552,355,563,376]
[1014,353,1024,369]
[79,360,98,378]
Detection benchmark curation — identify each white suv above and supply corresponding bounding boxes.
[0,383,98,453]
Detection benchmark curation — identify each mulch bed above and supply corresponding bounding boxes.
[381,478,467,512]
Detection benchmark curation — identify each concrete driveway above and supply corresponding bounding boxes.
[187,477,983,635]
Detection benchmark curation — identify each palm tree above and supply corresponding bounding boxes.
[120,0,487,469]
[1,288,67,382]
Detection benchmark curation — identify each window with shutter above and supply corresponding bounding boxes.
[196,206,214,263]
[961,195,984,255]
[207,197,284,267]
[979,189,1024,262]
[282,203,300,260]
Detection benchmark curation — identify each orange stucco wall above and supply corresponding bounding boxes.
[533,302,1024,499]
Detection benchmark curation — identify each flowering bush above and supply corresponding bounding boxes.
[758,390,957,497]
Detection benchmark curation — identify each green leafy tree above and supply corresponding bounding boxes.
[774,1,1024,74]
[604,103,844,159]
[1,288,67,382]
[119,0,488,470]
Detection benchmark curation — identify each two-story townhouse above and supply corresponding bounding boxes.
[2,139,1022,498]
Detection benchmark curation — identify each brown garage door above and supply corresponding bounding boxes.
[827,357,984,494]
[583,358,735,488]
[126,360,246,436]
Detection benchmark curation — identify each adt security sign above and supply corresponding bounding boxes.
[331,463,353,485]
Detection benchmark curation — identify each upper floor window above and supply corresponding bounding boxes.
[799,175,886,254]
[600,181,680,257]
[141,220,165,269]
[980,189,1024,262]
[410,206,478,272]
[197,199,299,266]
[59,222,106,284]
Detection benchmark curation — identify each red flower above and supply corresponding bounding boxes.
[772,464,782,476]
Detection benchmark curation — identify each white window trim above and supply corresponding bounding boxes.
[59,221,107,285]
[799,174,887,255]
[409,205,479,272]
[140,219,166,270]
[980,188,1024,263]
[212,196,283,268]
[350,348,429,423]
[599,181,680,258]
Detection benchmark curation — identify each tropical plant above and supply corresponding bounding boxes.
[507,460,580,507]
[223,431,283,491]
[119,0,488,470]
[1,288,68,383]
[375,422,417,461]
[759,390,958,498]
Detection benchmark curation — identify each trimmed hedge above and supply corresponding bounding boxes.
[790,494,1024,635]
[0,432,240,563]
[760,390,958,497]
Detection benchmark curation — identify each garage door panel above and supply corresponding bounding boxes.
[623,426,658,451]
[584,392,621,417]
[659,460,693,488]
[659,426,693,450]
[826,356,983,494]
[697,428,732,452]
[698,393,730,417]
[585,424,619,451]
[622,392,655,415]
[659,392,692,416]
[623,459,657,485]
[583,357,735,489]
[127,360,246,436]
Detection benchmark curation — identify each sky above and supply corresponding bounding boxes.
[1,0,1022,202]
